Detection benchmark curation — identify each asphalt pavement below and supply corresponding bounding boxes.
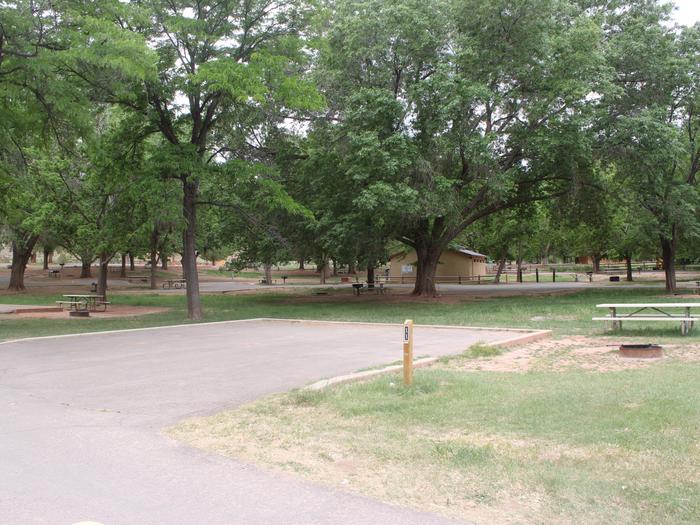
[0,319,522,525]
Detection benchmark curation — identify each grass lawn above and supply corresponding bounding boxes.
[172,345,700,524]
[2,287,700,341]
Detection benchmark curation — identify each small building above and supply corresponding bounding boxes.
[388,247,488,283]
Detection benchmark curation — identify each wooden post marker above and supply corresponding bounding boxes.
[403,319,414,386]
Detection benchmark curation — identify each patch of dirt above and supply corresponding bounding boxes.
[9,304,170,319]
[442,336,700,373]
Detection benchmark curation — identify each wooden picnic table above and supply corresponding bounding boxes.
[57,294,110,312]
[162,278,186,289]
[593,303,700,335]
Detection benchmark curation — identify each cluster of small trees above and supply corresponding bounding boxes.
[2,0,700,318]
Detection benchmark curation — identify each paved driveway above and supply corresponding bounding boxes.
[0,319,524,525]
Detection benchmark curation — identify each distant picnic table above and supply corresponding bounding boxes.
[162,278,186,289]
[593,303,700,335]
[56,294,110,312]
[126,275,149,283]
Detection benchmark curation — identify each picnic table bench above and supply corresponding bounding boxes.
[48,269,61,278]
[56,294,110,312]
[593,303,700,335]
[162,278,186,289]
[126,275,149,283]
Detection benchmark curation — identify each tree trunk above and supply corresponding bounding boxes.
[367,265,375,289]
[625,254,633,282]
[8,235,39,291]
[348,261,356,275]
[661,233,677,292]
[161,253,168,270]
[516,257,523,283]
[332,258,338,276]
[128,251,135,271]
[319,259,327,284]
[120,253,127,278]
[298,257,305,270]
[412,244,441,296]
[592,255,601,273]
[80,258,92,278]
[494,258,506,284]
[264,263,273,284]
[43,247,51,270]
[97,253,110,300]
[149,227,159,290]
[182,179,203,319]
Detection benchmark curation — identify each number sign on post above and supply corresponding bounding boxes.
[403,319,414,386]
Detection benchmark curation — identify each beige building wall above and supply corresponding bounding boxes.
[389,249,487,281]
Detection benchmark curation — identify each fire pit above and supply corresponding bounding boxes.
[619,344,662,358]
[69,310,90,318]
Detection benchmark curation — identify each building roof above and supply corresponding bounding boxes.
[455,247,487,258]
[389,246,486,260]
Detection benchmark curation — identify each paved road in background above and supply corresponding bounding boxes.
[0,320,522,525]
[2,273,692,296]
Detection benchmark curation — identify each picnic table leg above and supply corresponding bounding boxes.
[609,307,621,331]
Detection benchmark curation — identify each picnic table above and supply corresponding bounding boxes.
[56,294,110,312]
[593,303,700,335]
[126,275,149,283]
[162,278,186,289]
[351,282,386,296]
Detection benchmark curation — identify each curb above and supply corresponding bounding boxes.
[305,357,440,391]
[304,328,552,391]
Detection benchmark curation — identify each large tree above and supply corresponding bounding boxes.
[311,0,609,295]
[66,0,321,318]
[603,6,700,291]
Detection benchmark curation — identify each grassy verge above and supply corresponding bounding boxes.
[172,354,700,524]
[2,287,700,341]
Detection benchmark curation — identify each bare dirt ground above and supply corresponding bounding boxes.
[3,304,170,319]
[440,335,700,373]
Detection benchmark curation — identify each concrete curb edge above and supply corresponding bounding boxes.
[304,328,552,391]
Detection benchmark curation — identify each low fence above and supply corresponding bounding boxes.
[384,268,592,285]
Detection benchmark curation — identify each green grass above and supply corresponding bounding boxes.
[316,365,700,523]
[467,342,503,357]
[175,360,700,524]
[2,287,700,341]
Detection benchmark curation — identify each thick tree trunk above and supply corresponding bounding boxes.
[298,257,305,270]
[661,233,677,292]
[412,244,441,296]
[128,252,135,271]
[592,255,601,273]
[367,265,375,289]
[348,261,356,275]
[80,259,92,278]
[625,254,633,282]
[161,253,168,270]
[264,264,273,284]
[43,247,51,270]
[516,257,523,283]
[8,235,39,291]
[97,253,110,300]
[332,258,338,276]
[182,179,203,319]
[494,258,506,284]
[120,253,127,278]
